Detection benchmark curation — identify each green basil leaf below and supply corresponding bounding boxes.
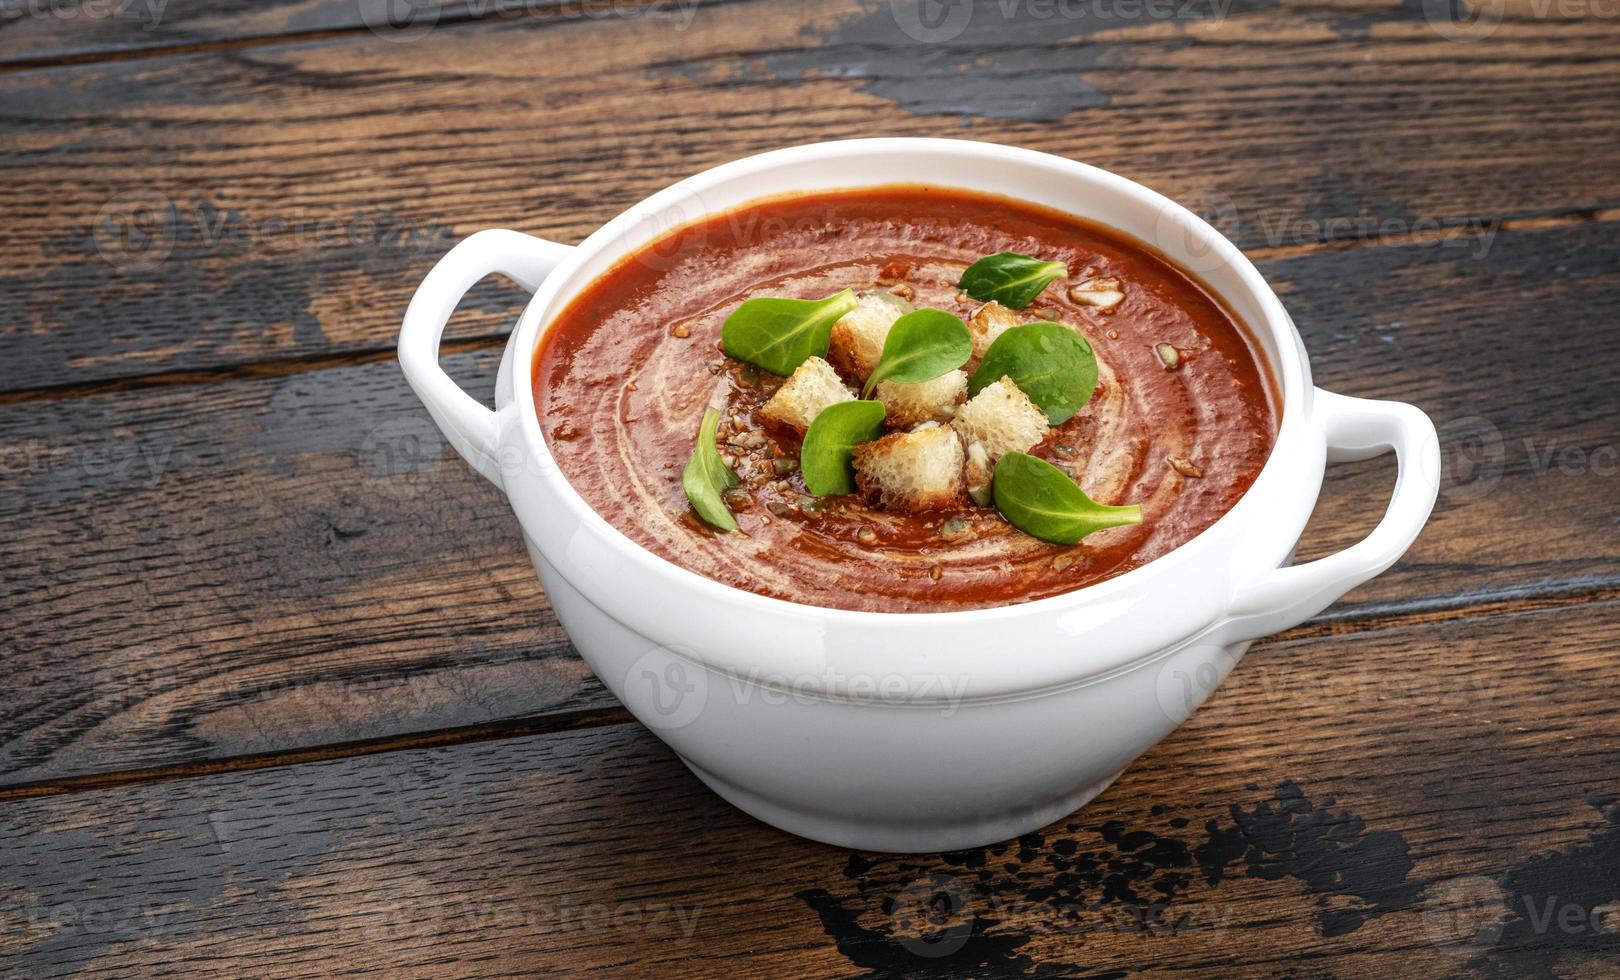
[721,289,857,376]
[682,407,739,531]
[860,308,972,397]
[959,252,1068,310]
[992,451,1141,545]
[801,400,886,496]
[968,321,1098,425]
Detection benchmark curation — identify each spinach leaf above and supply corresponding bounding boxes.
[721,289,857,376]
[861,308,972,397]
[801,400,887,496]
[968,321,1098,425]
[992,451,1141,545]
[959,252,1067,310]
[681,407,739,531]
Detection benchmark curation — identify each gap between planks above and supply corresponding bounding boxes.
[3,585,1614,804]
[3,206,1616,407]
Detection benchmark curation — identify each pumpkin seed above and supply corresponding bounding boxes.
[1168,455,1203,478]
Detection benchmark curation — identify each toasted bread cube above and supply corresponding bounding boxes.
[963,439,993,507]
[875,369,967,429]
[852,422,965,513]
[758,356,854,433]
[967,301,1024,361]
[828,291,911,384]
[954,377,1049,462]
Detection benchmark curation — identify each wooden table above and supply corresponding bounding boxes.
[3,0,1617,974]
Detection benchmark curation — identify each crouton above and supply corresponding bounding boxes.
[851,422,965,513]
[954,377,1049,462]
[966,301,1024,361]
[827,291,911,384]
[875,369,967,429]
[1067,277,1124,311]
[963,439,993,507]
[758,356,853,433]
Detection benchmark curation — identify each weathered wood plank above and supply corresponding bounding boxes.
[0,0,369,64]
[0,0,578,66]
[3,601,1616,977]
[0,345,593,780]
[3,0,1618,391]
[0,0,747,67]
[3,217,1617,784]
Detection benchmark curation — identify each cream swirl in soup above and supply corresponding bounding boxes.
[534,187,1277,612]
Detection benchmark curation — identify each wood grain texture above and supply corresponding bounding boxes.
[0,0,590,66]
[0,0,373,64]
[4,217,1618,785]
[2,601,1617,978]
[4,0,1614,973]
[3,0,1619,392]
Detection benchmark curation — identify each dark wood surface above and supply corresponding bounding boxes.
[3,0,1617,975]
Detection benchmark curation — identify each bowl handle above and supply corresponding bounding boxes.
[397,229,572,487]
[1222,387,1441,640]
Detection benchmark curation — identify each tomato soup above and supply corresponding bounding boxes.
[533,187,1277,612]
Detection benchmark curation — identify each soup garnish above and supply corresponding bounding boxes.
[859,308,972,397]
[959,251,1070,309]
[683,253,1117,545]
[532,186,1278,612]
[801,399,886,496]
[720,289,856,376]
[680,407,739,532]
[992,451,1143,545]
[968,321,1098,425]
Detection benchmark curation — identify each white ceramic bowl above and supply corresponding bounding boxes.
[398,139,1440,853]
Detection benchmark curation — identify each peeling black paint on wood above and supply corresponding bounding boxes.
[1465,798,1620,977]
[798,781,1421,976]
[1,599,1617,974]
